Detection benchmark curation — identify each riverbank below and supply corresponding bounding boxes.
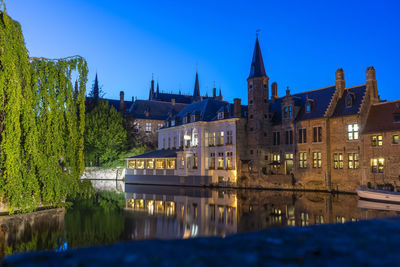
[3,216,400,266]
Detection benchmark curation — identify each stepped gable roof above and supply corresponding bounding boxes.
[332,85,367,118]
[170,98,234,125]
[129,100,187,121]
[126,149,178,159]
[248,37,267,79]
[362,100,400,134]
[270,86,336,125]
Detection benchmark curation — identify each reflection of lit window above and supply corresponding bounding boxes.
[135,199,144,209]
[336,216,346,224]
[137,160,145,169]
[371,158,384,173]
[227,207,234,225]
[155,201,164,213]
[287,206,295,226]
[147,200,154,215]
[166,202,175,216]
[180,204,185,217]
[209,204,215,221]
[218,206,225,223]
[301,212,309,226]
[127,160,135,169]
[315,215,324,224]
[193,203,198,220]
[146,159,154,169]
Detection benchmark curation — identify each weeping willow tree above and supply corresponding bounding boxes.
[0,2,88,213]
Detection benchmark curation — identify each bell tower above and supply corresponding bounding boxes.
[247,36,270,172]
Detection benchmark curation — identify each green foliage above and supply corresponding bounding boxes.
[84,100,127,166]
[101,145,147,169]
[0,7,88,213]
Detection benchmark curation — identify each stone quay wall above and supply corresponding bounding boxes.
[81,167,125,192]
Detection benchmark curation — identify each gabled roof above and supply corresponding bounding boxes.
[169,98,244,126]
[248,37,267,79]
[332,85,367,118]
[129,100,187,121]
[126,149,179,159]
[269,86,336,125]
[363,100,400,134]
[153,92,193,104]
[105,98,133,113]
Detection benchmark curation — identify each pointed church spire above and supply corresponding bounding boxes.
[93,73,99,100]
[149,76,155,100]
[193,72,200,98]
[156,81,160,94]
[248,36,267,79]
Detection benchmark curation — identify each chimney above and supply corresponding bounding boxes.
[366,66,379,103]
[172,98,175,105]
[120,91,125,113]
[212,87,216,98]
[271,82,278,99]
[234,98,241,117]
[336,68,345,98]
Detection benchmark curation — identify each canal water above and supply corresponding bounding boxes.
[1,185,399,259]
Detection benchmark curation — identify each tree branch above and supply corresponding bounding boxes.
[29,55,83,61]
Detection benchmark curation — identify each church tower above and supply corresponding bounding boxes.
[247,36,270,172]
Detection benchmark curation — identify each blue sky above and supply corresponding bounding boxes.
[6,0,400,103]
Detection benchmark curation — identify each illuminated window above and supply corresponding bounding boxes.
[313,152,322,168]
[146,159,154,169]
[393,135,399,144]
[127,160,135,169]
[145,122,152,133]
[193,154,198,169]
[217,131,224,146]
[158,123,163,129]
[134,122,140,133]
[217,153,224,169]
[155,159,165,169]
[272,154,280,169]
[192,129,198,147]
[298,128,307,143]
[371,158,384,173]
[208,132,216,147]
[226,152,233,169]
[167,159,175,169]
[180,156,185,169]
[137,160,145,169]
[299,152,307,168]
[347,124,359,140]
[348,153,359,169]
[371,135,383,146]
[209,153,215,169]
[333,153,343,169]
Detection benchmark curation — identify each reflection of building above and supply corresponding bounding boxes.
[124,185,237,239]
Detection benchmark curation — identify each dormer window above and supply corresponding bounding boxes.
[171,120,175,127]
[306,102,312,113]
[218,112,224,120]
[284,106,292,118]
[346,94,354,107]
[394,113,400,122]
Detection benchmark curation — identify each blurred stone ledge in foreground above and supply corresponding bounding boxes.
[3,217,400,266]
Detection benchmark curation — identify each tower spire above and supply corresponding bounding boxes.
[248,36,267,79]
[93,73,99,100]
[193,72,200,99]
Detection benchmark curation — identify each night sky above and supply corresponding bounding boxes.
[6,0,400,103]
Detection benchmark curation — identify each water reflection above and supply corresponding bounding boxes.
[1,186,400,259]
